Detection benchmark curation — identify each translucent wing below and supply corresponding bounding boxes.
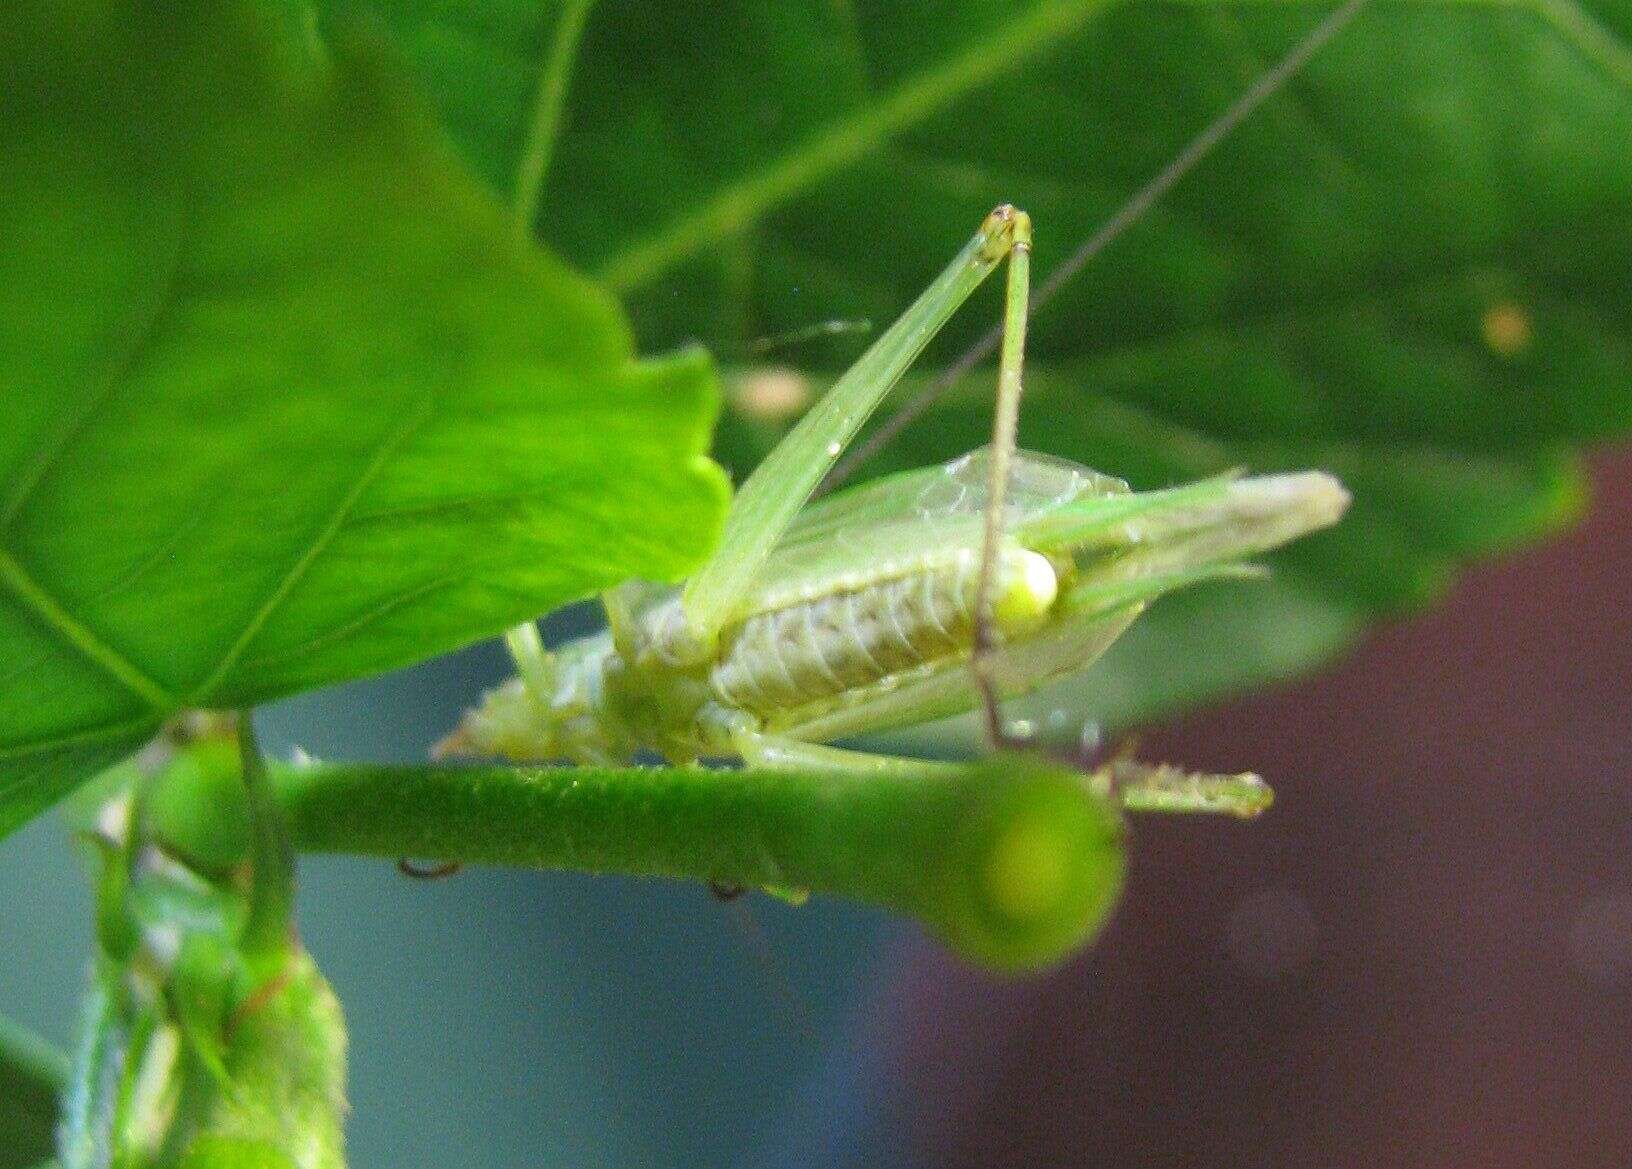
[726,448,1129,622]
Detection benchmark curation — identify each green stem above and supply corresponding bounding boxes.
[273,755,1124,972]
[512,0,599,240]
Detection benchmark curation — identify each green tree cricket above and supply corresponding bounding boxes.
[440,206,1351,813]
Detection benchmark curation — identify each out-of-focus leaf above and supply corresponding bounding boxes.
[60,749,345,1169]
[0,1015,67,1169]
[343,0,1630,725]
[0,0,729,838]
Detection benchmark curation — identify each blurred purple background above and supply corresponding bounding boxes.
[881,446,1632,1168]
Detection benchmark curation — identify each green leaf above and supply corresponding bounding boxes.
[0,0,729,838]
[341,0,1632,725]
[0,1016,67,1169]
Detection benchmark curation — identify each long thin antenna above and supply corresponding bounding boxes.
[825,0,1372,490]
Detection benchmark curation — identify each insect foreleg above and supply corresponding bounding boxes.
[1096,759,1275,820]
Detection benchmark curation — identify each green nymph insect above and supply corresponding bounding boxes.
[440,206,1349,808]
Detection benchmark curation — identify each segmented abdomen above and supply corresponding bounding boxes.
[709,548,1054,716]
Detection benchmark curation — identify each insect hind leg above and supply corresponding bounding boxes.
[967,206,1034,750]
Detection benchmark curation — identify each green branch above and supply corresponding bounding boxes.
[271,755,1125,972]
[143,738,1268,971]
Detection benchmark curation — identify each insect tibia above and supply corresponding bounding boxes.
[503,620,557,703]
[1096,760,1274,820]
[977,204,1032,262]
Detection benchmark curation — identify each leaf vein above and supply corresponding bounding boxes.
[512,0,600,237]
[239,574,465,669]
[595,0,1632,296]
[192,397,435,701]
[1529,0,1632,91]
[0,200,187,530]
[0,714,158,763]
[0,549,173,710]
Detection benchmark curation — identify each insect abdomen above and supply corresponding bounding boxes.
[710,548,1057,716]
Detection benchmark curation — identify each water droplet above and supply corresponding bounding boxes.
[825,441,842,457]
[1078,721,1103,757]
[1004,718,1035,740]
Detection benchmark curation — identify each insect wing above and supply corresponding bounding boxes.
[730,449,1129,622]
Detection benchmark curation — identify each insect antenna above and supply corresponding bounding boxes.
[969,207,1034,750]
[745,317,873,356]
[823,0,1373,493]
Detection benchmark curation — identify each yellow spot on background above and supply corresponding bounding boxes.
[731,366,812,422]
[1482,301,1534,358]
